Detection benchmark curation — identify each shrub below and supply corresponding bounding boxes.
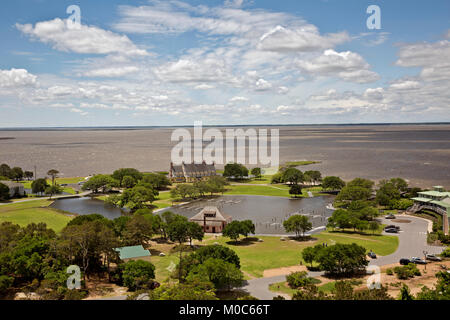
[440,247,450,258]
[122,260,156,291]
[393,264,421,280]
[386,268,393,276]
[286,271,318,289]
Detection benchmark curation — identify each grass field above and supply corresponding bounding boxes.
[200,232,398,278]
[224,184,324,198]
[0,200,73,232]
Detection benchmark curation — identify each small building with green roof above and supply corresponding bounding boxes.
[410,186,450,235]
[114,245,151,262]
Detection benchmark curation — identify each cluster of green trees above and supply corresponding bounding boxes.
[375,178,411,208]
[222,163,249,180]
[128,245,246,300]
[327,201,380,233]
[290,280,393,300]
[170,176,229,200]
[301,243,369,275]
[83,169,171,213]
[283,215,312,238]
[321,176,346,190]
[0,163,33,182]
[0,206,211,298]
[222,220,256,243]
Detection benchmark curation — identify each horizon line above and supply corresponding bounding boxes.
[1,121,450,130]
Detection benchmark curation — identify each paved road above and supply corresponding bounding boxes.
[368,214,445,266]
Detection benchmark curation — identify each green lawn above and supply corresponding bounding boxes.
[19,177,83,195]
[284,161,321,167]
[0,200,73,232]
[202,232,398,278]
[269,282,297,296]
[224,184,291,197]
[224,184,324,198]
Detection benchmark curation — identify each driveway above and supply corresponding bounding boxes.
[369,214,445,266]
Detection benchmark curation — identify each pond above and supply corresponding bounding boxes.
[51,195,335,235]
[50,197,127,220]
[159,195,335,235]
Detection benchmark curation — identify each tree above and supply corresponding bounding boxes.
[390,178,408,192]
[376,181,401,206]
[59,220,117,287]
[369,221,379,234]
[182,245,241,276]
[347,178,374,190]
[302,245,324,267]
[282,168,303,185]
[45,185,62,199]
[240,220,255,238]
[47,169,59,185]
[186,222,204,246]
[170,184,197,200]
[82,174,118,194]
[283,215,312,238]
[316,243,368,275]
[31,178,49,195]
[223,163,249,180]
[0,164,12,179]
[251,168,262,179]
[123,215,154,246]
[398,284,414,300]
[289,184,303,198]
[112,168,143,187]
[222,221,242,243]
[24,171,34,180]
[167,215,190,245]
[322,176,345,190]
[11,167,24,181]
[304,171,322,184]
[122,176,136,189]
[206,176,228,195]
[140,173,171,190]
[336,185,372,202]
[122,260,155,291]
[416,271,450,300]
[111,185,158,211]
[0,183,9,201]
[147,280,217,300]
[186,258,244,291]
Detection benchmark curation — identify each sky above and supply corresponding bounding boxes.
[0,0,449,127]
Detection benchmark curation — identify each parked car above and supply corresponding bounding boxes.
[368,251,377,259]
[410,257,428,265]
[384,228,399,233]
[425,254,442,262]
[399,258,411,265]
[385,214,396,219]
[385,225,400,231]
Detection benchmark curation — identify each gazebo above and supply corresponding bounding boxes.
[189,206,232,233]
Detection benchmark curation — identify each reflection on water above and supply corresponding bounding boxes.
[51,197,126,220]
[160,195,335,235]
